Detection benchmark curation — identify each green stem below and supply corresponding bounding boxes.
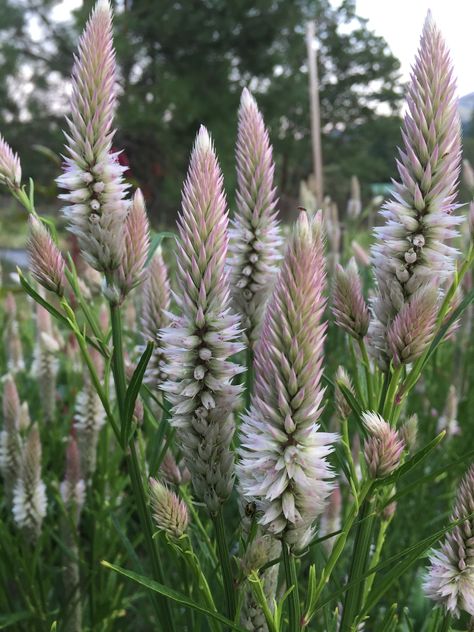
[382,366,402,422]
[439,611,452,632]
[363,517,391,603]
[340,499,375,631]
[109,301,175,631]
[358,339,374,409]
[213,508,237,621]
[282,542,301,632]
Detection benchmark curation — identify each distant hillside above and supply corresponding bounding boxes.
[459,92,474,125]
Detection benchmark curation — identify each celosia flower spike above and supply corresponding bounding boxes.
[149,477,189,539]
[0,375,22,499]
[12,424,47,541]
[141,247,170,387]
[115,188,150,300]
[229,88,282,346]
[387,287,438,366]
[0,134,21,189]
[332,258,370,340]
[362,412,404,479]
[60,436,86,523]
[161,126,244,514]
[424,465,474,617]
[370,13,462,368]
[27,216,66,296]
[57,0,128,273]
[238,211,336,549]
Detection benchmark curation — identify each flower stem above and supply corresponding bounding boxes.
[213,508,236,621]
[439,611,452,632]
[358,338,374,409]
[109,302,175,631]
[340,498,375,631]
[282,542,301,632]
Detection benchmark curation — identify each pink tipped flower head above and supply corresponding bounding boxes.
[27,216,66,296]
[57,0,129,273]
[0,375,22,499]
[12,424,47,541]
[424,465,474,617]
[229,88,282,346]
[238,211,337,549]
[3,374,20,429]
[370,12,461,368]
[0,134,21,189]
[387,287,438,367]
[332,258,370,340]
[149,477,189,539]
[363,412,404,479]
[140,247,171,387]
[334,366,355,421]
[161,126,244,514]
[114,188,150,301]
[60,435,85,524]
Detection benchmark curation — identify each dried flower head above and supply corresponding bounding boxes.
[27,216,66,296]
[161,126,244,514]
[0,134,21,189]
[57,0,129,273]
[12,425,47,541]
[386,287,438,366]
[332,258,370,339]
[424,465,474,617]
[149,477,189,539]
[370,13,461,368]
[229,88,282,346]
[363,412,404,479]
[238,211,336,549]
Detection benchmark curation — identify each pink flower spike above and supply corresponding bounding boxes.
[0,134,21,189]
[27,216,66,296]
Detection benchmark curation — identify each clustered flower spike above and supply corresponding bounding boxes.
[60,436,86,523]
[332,258,370,340]
[238,211,336,549]
[161,126,244,514]
[115,188,150,300]
[424,465,474,617]
[74,352,106,481]
[229,88,282,346]
[140,247,170,387]
[12,424,47,541]
[387,287,438,366]
[334,366,354,421]
[0,375,22,499]
[27,216,66,296]
[0,134,21,189]
[57,0,129,273]
[370,12,461,368]
[149,477,189,539]
[363,412,404,479]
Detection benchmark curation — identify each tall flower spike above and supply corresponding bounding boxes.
[27,216,66,296]
[238,211,336,549]
[115,188,150,300]
[0,134,21,189]
[332,258,370,340]
[161,126,244,514]
[363,412,404,479]
[370,12,462,368]
[386,287,438,367]
[334,366,355,421]
[347,175,361,219]
[140,247,171,388]
[57,0,128,273]
[12,424,47,542]
[229,88,282,346]
[424,465,474,617]
[0,375,22,500]
[60,436,86,522]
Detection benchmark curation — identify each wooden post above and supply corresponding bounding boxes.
[306,21,323,207]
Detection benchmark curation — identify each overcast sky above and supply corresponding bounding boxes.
[356,0,474,97]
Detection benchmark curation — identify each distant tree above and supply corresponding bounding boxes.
[0,0,403,222]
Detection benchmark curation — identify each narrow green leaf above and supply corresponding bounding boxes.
[0,612,32,629]
[122,342,154,444]
[102,560,247,632]
[146,231,176,265]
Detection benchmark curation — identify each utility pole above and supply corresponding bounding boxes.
[306,21,323,208]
